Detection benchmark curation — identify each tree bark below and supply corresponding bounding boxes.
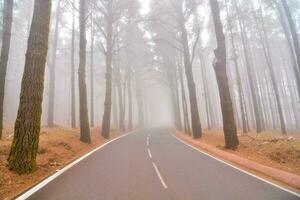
[253,8,287,134]
[179,64,191,135]
[210,0,239,149]
[0,0,13,139]
[180,19,202,139]
[101,12,113,138]
[8,0,52,174]
[90,13,95,127]
[47,0,61,127]
[70,0,76,128]
[225,2,249,133]
[280,0,300,85]
[234,0,263,133]
[78,0,91,143]
[199,53,213,130]
[136,78,145,128]
[274,0,300,101]
[127,66,133,130]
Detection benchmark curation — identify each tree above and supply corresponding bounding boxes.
[280,0,300,83]
[0,0,13,139]
[225,0,249,133]
[209,0,239,149]
[90,9,95,127]
[70,0,76,128]
[8,0,52,174]
[92,0,138,138]
[47,0,61,127]
[252,5,287,134]
[233,0,263,133]
[150,0,202,138]
[78,0,91,143]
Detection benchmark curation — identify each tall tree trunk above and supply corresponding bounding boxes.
[47,0,61,127]
[8,0,52,174]
[253,8,287,134]
[199,54,211,129]
[166,62,182,131]
[78,0,91,143]
[101,12,113,138]
[234,0,263,133]
[174,73,182,130]
[136,78,145,128]
[112,82,119,127]
[70,0,76,128]
[209,0,239,149]
[280,0,300,83]
[127,67,133,130]
[0,0,13,139]
[179,64,191,135]
[90,14,95,127]
[115,56,125,131]
[122,75,126,129]
[225,2,249,133]
[180,20,202,139]
[274,0,300,101]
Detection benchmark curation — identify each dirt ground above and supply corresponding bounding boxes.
[0,126,122,200]
[177,129,300,188]
[201,130,300,175]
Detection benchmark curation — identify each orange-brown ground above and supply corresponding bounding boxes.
[0,126,123,200]
[176,129,300,190]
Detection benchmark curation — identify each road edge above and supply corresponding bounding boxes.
[169,130,300,197]
[15,130,137,200]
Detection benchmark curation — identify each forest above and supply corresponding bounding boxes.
[0,0,299,199]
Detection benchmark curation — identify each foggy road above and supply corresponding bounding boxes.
[18,127,299,200]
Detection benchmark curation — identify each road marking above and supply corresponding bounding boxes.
[152,162,168,189]
[147,139,149,147]
[148,148,152,158]
[15,130,139,200]
[170,131,300,197]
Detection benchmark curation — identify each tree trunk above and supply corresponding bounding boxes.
[179,64,191,135]
[8,0,52,174]
[280,0,300,84]
[127,67,133,130]
[78,0,91,143]
[234,0,263,133]
[136,78,145,128]
[70,0,76,128]
[166,62,182,131]
[90,14,95,127]
[0,0,13,139]
[116,65,125,131]
[274,0,300,101]
[112,82,119,127]
[180,20,202,139]
[253,8,287,134]
[199,53,213,130]
[101,15,113,138]
[225,2,249,133]
[209,0,239,149]
[47,0,61,127]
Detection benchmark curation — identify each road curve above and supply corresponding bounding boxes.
[21,127,299,200]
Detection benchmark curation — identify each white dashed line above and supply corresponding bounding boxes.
[152,162,168,189]
[148,148,152,158]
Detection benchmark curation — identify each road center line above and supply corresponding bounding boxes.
[147,148,152,158]
[152,162,168,189]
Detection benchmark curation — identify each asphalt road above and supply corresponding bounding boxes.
[21,127,299,200]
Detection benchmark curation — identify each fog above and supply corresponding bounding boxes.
[1,0,300,135]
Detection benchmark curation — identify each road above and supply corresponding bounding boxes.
[20,127,299,200]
